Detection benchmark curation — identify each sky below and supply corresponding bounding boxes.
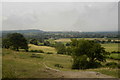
[2,2,118,32]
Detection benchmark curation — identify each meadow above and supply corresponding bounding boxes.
[2,41,119,78]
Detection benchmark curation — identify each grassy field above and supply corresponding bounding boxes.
[55,38,71,43]
[2,43,120,78]
[54,38,108,43]
[29,44,57,53]
[101,43,119,52]
[108,53,120,60]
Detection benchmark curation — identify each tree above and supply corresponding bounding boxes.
[29,39,38,45]
[2,38,11,49]
[69,39,109,69]
[4,33,28,51]
[44,41,50,46]
[55,42,66,54]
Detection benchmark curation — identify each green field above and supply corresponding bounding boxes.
[55,38,119,53]
[101,43,119,52]
[2,43,120,78]
[108,53,120,60]
[54,38,109,43]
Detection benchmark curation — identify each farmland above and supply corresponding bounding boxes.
[2,41,120,78]
[29,44,56,53]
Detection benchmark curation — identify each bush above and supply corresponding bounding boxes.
[111,51,120,54]
[46,52,53,54]
[87,62,102,69]
[54,64,63,68]
[72,55,88,69]
[29,50,44,53]
[30,54,43,58]
[105,62,118,68]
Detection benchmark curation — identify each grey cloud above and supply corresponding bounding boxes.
[2,2,118,31]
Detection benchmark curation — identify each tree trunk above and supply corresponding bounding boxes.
[16,47,19,51]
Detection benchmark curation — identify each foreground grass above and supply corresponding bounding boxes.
[88,68,119,78]
[2,49,54,78]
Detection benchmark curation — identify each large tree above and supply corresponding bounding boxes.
[70,39,109,69]
[3,33,28,51]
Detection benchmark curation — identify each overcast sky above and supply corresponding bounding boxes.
[2,2,118,32]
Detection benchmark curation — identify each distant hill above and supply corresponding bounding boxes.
[2,29,44,34]
[1,29,118,38]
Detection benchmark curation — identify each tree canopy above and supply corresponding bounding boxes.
[69,39,109,69]
[2,33,28,51]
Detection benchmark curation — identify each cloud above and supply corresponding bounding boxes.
[2,2,118,31]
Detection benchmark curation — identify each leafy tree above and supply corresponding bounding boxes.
[29,39,38,45]
[3,33,28,51]
[69,39,109,69]
[55,42,66,54]
[44,41,50,46]
[2,38,11,49]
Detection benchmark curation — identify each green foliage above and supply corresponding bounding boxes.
[55,42,66,54]
[111,51,120,53]
[29,39,38,45]
[72,55,88,69]
[3,33,28,51]
[66,47,72,55]
[30,54,43,58]
[29,50,44,53]
[44,41,50,46]
[46,52,53,54]
[2,38,11,49]
[69,39,109,69]
[105,62,119,69]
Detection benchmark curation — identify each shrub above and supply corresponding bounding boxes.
[54,64,63,68]
[46,52,53,54]
[72,55,88,69]
[87,62,102,69]
[105,62,118,68]
[30,54,43,58]
[55,42,66,54]
[111,51,120,54]
[30,50,44,53]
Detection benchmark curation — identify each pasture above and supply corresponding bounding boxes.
[101,43,119,52]
[29,44,56,53]
[54,38,108,43]
[2,43,119,78]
